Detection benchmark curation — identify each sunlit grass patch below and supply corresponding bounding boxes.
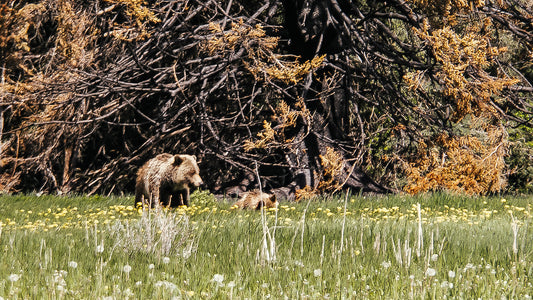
[0,191,532,298]
[0,202,140,231]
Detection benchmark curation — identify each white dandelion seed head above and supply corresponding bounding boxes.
[381,261,391,269]
[464,263,474,271]
[314,269,322,277]
[162,257,170,264]
[148,264,155,270]
[8,274,20,282]
[68,261,78,269]
[212,274,224,284]
[448,270,456,278]
[96,244,104,253]
[123,265,132,273]
[155,280,177,291]
[425,268,436,277]
[431,254,439,261]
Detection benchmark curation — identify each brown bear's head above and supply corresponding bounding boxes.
[256,193,277,210]
[170,154,204,188]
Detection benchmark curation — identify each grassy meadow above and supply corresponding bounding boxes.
[0,191,532,299]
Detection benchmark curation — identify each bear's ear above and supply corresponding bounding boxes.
[172,155,183,165]
[269,194,276,202]
[255,200,264,210]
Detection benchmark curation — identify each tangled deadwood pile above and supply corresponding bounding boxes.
[0,0,532,197]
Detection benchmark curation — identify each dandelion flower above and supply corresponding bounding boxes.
[294,260,304,267]
[464,263,474,271]
[448,270,456,278]
[123,265,132,273]
[314,269,322,277]
[425,268,436,277]
[155,280,178,291]
[213,274,224,282]
[431,254,438,261]
[148,264,155,270]
[124,288,134,297]
[162,257,170,264]
[8,274,20,282]
[211,274,224,286]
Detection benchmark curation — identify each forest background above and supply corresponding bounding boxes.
[0,0,532,198]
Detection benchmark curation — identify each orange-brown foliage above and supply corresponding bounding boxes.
[295,147,345,201]
[205,20,325,84]
[403,124,508,195]
[401,15,518,195]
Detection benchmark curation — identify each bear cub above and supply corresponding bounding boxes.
[234,190,278,210]
[135,153,203,208]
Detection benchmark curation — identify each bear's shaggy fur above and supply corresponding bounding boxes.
[135,153,203,208]
[234,190,278,210]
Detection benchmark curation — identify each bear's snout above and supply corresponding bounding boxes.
[192,174,203,187]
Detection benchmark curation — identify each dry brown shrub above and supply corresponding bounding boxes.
[56,0,97,68]
[406,19,519,122]
[295,147,345,201]
[244,98,311,151]
[403,123,508,195]
[103,0,161,41]
[295,185,317,202]
[400,16,518,195]
[205,20,325,84]
[317,147,344,192]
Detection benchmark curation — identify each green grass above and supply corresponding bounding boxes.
[0,191,532,299]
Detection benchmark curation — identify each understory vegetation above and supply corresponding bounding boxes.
[1,191,532,298]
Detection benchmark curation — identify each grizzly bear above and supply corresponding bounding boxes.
[135,153,203,208]
[234,190,278,210]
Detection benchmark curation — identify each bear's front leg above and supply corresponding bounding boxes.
[167,191,181,207]
[182,189,190,206]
